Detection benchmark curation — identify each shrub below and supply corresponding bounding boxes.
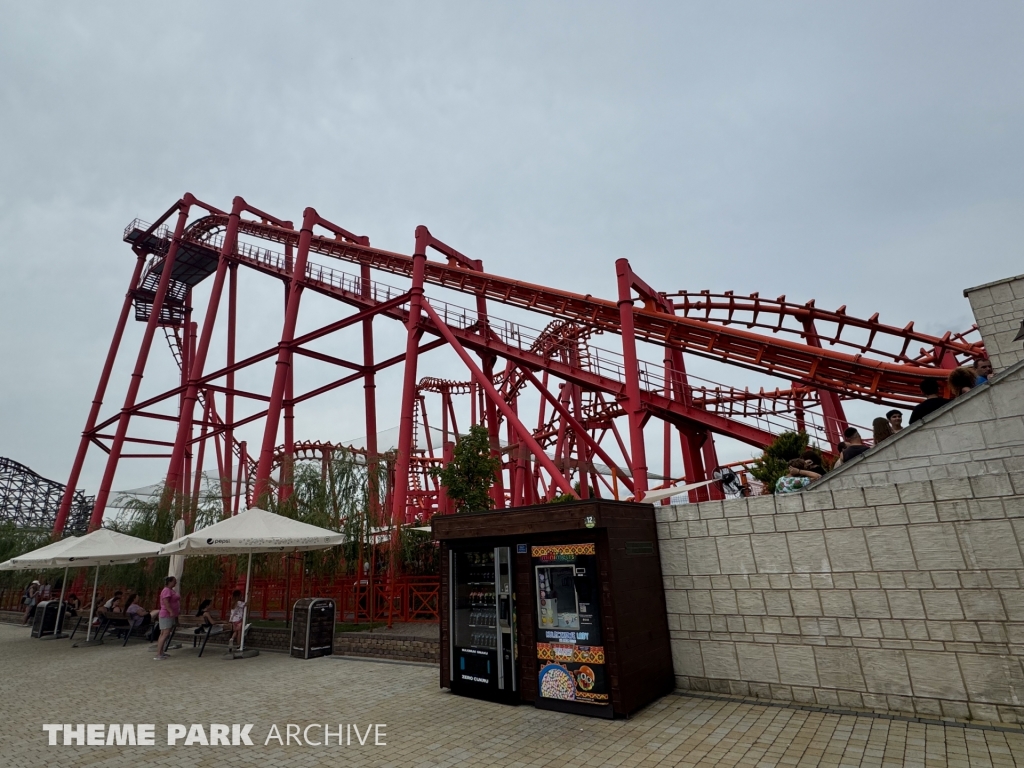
[429,425,501,514]
[749,431,809,494]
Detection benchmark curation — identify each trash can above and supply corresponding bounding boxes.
[291,598,335,659]
[31,600,65,638]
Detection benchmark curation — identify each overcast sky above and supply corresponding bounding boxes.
[2,2,1023,498]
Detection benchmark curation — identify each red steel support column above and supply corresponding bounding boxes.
[53,250,148,536]
[253,210,315,501]
[519,368,634,494]
[281,277,295,504]
[392,227,430,524]
[361,263,380,519]
[482,355,505,509]
[165,197,245,501]
[222,262,237,517]
[802,319,848,450]
[615,259,649,500]
[89,200,193,528]
[420,301,577,499]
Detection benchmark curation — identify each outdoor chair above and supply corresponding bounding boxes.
[172,615,230,657]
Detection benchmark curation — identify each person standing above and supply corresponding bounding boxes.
[948,367,977,397]
[841,428,870,462]
[886,410,903,433]
[973,358,994,385]
[21,580,40,625]
[909,379,948,424]
[872,417,894,446]
[228,590,246,651]
[155,576,180,660]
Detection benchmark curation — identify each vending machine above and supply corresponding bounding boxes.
[448,546,517,703]
[532,543,611,715]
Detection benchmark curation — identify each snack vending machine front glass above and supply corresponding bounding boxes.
[533,543,610,713]
[450,546,517,702]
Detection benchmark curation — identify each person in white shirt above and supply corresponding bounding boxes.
[103,591,124,613]
[228,590,246,650]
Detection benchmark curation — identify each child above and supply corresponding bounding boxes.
[229,590,245,650]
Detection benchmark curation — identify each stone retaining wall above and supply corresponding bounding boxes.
[657,474,1024,724]
[334,631,439,664]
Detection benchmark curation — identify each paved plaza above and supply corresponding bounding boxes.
[2,624,1024,768]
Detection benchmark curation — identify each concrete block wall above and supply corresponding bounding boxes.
[818,359,1024,490]
[965,274,1024,372]
[657,474,1024,724]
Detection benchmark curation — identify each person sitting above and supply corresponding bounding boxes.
[973,357,994,385]
[909,378,948,424]
[841,428,870,463]
[102,591,124,614]
[193,599,216,634]
[775,458,821,494]
[65,593,80,617]
[800,448,826,476]
[886,409,903,433]
[948,367,977,397]
[124,593,157,627]
[872,417,894,446]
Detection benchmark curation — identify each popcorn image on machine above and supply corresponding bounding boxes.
[532,543,608,708]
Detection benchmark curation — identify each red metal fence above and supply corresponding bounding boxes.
[0,576,440,624]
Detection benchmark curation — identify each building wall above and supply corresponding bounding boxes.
[815,359,1024,490]
[657,474,1024,723]
[965,274,1024,372]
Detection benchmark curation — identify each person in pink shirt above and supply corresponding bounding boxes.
[155,576,180,660]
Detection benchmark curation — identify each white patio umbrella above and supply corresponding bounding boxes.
[0,536,82,639]
[47,529,164,644]
[159,507,346,657]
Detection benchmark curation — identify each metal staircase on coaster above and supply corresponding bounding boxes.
[51,196,984,535]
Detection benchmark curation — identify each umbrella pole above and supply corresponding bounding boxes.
[54,567,68,637]
[240,551,253,653]
[85,566,99,642]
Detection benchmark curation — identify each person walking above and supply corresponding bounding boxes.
[155,576,180,660]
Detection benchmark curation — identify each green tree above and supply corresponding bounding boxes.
[749,431,810,494]
[429,424,501,514]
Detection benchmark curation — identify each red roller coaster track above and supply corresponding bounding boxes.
[52,194,983,536]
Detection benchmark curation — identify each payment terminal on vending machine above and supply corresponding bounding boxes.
[532,544,611,716]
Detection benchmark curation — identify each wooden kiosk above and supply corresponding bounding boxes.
[433,500,674,719]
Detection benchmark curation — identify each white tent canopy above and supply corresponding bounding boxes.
[159,507,346,556]
[0,529,163,643]
[49,528,163,567]
[158,508,346,657]
[0,536,81,571]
